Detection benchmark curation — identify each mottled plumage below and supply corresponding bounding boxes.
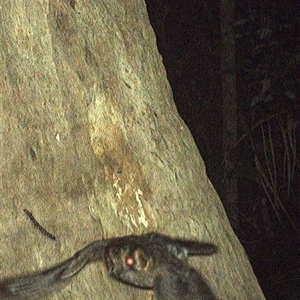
[0,232,217,299]
[104,237,217,300]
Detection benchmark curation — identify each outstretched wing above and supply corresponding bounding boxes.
[0,232,217,299]
[104,232,217,261]
[0,239,108,300]
[145,232,217,259]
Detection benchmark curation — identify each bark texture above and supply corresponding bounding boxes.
[0,0,265,299]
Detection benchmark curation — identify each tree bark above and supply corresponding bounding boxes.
[0,0,265,299]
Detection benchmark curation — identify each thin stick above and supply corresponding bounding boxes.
[23,209,56,241]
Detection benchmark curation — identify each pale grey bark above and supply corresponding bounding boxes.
[0,1,264,299]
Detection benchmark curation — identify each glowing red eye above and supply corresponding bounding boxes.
[125,257,135,266]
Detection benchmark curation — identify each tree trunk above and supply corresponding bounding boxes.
[220,0,238,230]
[0,1,265,299]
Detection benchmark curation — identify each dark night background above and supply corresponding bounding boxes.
[145,1,300,299]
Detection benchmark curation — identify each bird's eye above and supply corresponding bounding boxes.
[125,256,135,266]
